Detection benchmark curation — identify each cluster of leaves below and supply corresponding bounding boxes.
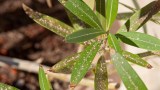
[23,0,160,90]
[2,0,160,90]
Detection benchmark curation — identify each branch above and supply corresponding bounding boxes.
[0,55,119,89]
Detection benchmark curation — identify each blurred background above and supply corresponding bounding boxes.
[0,0,160,90]
[0,0,77,90]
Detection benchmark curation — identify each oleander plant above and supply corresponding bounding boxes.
[1,0,160,90]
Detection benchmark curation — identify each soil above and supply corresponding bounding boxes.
[0,0,77,90]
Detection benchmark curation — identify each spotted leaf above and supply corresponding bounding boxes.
[0,83,19,90]
[59,0,102,29]
[108,33,122,53]
[111,53,147,90]
[51,53,80,74]
[117,32,160,51]
[71,42,101,87]
[123,51,152,69]
[95,57,108,90]
[66,28,105,43]
[22,4,74,37]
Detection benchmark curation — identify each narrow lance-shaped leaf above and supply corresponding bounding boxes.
[118,1,160,32]
[51,53,80,74]
[117,12,133,20]
[66,10,89,30]
[120,2,148,34]
[119,2,136,12]
[0,83,19,90]
[117,32,160,51]
[122,51,152,69]
[105,0,118,30]
[83,0,95,10]
[71,42,101,87]
[111,53,147,90]
[95,57,108,90]
[22,4,74,37]
[96,0,105,17]
[66,28,105,43]
[96,0,106,29]
[59,0,102,29]
[108,33,122,53]
[39,66,52,90]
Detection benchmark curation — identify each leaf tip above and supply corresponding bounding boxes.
[147,64,153,69]
[115,83,120,89]
[70,84,76,90]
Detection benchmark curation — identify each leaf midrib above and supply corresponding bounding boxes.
[67,31,104,40]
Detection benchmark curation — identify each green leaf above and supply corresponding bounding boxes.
[95,0,105,17]
[51,53,80,74]
[117,12,133,20]
[95,0,106,30]
[60,0,102,29]
[111,53,147,90]
[108,33,122,53]
[120,2,148,34]
[66,10,89,30]
[122,51,152,69]
[71,42,101,87]
[105,0,119,30]
[22,4,74,37]
[117,32,160,51]
[95,57,108,90]
[39,66,52,90]
[118,1,160,32]
[0,83,19,90]
[66,28,105,43]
